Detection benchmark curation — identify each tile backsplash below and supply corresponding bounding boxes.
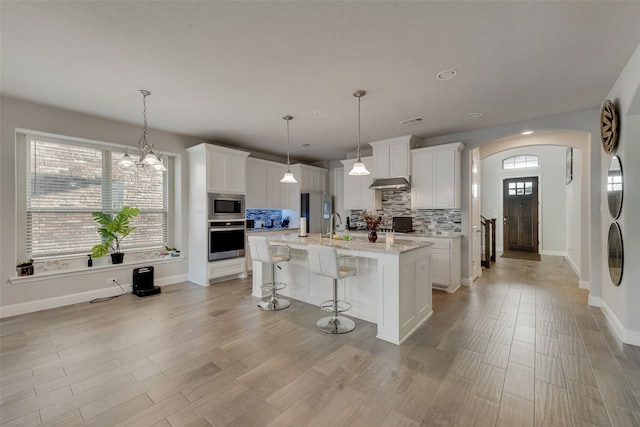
[246,209,285,227]
[349,189,461,233]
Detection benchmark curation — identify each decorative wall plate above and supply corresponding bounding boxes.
[601,99,619,154]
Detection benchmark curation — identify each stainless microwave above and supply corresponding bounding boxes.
[208,193,245,220]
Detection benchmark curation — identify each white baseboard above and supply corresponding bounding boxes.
[540,250,567,257]
[600,299,640,346]
[461,276,473,287]
[432,283,462,294]
[588,295,600,307]
[0,275,188,319]
[565,255,581,278]
[155,273,189,287]
[579,280,591,291]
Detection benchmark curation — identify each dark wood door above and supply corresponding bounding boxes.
[503,177,539,253]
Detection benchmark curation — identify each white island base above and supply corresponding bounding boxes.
[252,235,433,345]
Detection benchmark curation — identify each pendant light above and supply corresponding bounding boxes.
[118,90,163,169]
[349,90,370,176]
[280,115,298,183]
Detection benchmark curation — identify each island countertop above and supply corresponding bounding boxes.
[340,230,463,240]
[264,233,434,255]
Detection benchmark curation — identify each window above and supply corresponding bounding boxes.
[502,155,539,170]
[507,181,533,196]
[26,135,168,257]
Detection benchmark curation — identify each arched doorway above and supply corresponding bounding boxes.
[472,131,592,289]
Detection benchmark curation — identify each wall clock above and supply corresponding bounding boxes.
[600,99,619,154]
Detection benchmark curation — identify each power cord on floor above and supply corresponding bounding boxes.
[90,279,126,304]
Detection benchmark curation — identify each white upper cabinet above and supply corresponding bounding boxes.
[205,144,250,194]
[246,158,297,210]
[411,142,464,209]
[245,158,268,208]
[341,156,381,210]
[291,164,327,193]
[369,135,417,178]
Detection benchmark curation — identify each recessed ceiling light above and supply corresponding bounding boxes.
[436,69,457,81]
[314,110,328,117]
[521,130,533,135]
[467,112,482,119]
[401,116,426,125]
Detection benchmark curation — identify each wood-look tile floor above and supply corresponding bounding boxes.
[2,256,640,426]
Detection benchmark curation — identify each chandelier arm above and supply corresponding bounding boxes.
[142,91,148,137]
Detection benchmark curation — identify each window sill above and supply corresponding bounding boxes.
[9,256,185,284]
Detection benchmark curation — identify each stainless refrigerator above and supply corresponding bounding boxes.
[301,193,332,234]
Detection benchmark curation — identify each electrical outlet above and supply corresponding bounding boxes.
[106,277,117,285]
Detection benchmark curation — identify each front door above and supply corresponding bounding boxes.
[503,177,539,253]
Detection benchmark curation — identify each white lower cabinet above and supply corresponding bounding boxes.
[208,257,246,282]
[422,237,461,293]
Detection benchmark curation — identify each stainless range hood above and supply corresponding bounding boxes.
[368,176,410,190]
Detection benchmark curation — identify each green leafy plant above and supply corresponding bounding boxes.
[16,259,33,268]
[91,206,140,257]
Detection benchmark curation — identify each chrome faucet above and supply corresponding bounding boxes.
[330,212,342,237]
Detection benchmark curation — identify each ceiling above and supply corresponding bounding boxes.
[2,1,640,163]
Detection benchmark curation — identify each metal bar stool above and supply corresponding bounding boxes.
[249,235,291,311]
[307,245,358,334]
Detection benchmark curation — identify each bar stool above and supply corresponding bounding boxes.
[307,245,358,334]
[248,235,291,311]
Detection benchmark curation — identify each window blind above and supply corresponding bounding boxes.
[26,136,168,257]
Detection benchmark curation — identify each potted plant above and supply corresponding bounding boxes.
[16,259,34,276]
[91,206,140,264]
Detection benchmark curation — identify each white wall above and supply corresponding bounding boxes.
[0,97,201,313]
[481,145,570,256]
[599,42,640,343]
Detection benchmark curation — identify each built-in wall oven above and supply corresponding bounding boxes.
[209,220,246,261]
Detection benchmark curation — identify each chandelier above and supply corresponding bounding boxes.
[118,90,167,171]
[349,90,370,176]
[280,115,298,183]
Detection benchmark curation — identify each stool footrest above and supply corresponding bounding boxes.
[260,282,287,292]
[319,299,352,314]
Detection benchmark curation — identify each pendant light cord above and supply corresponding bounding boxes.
[286,118,291,166]
[353,90,366,162]
[357,94,362,161]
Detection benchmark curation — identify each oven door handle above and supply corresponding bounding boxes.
[210,227,246,232]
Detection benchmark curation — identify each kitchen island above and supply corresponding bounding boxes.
[251,233,433,345]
